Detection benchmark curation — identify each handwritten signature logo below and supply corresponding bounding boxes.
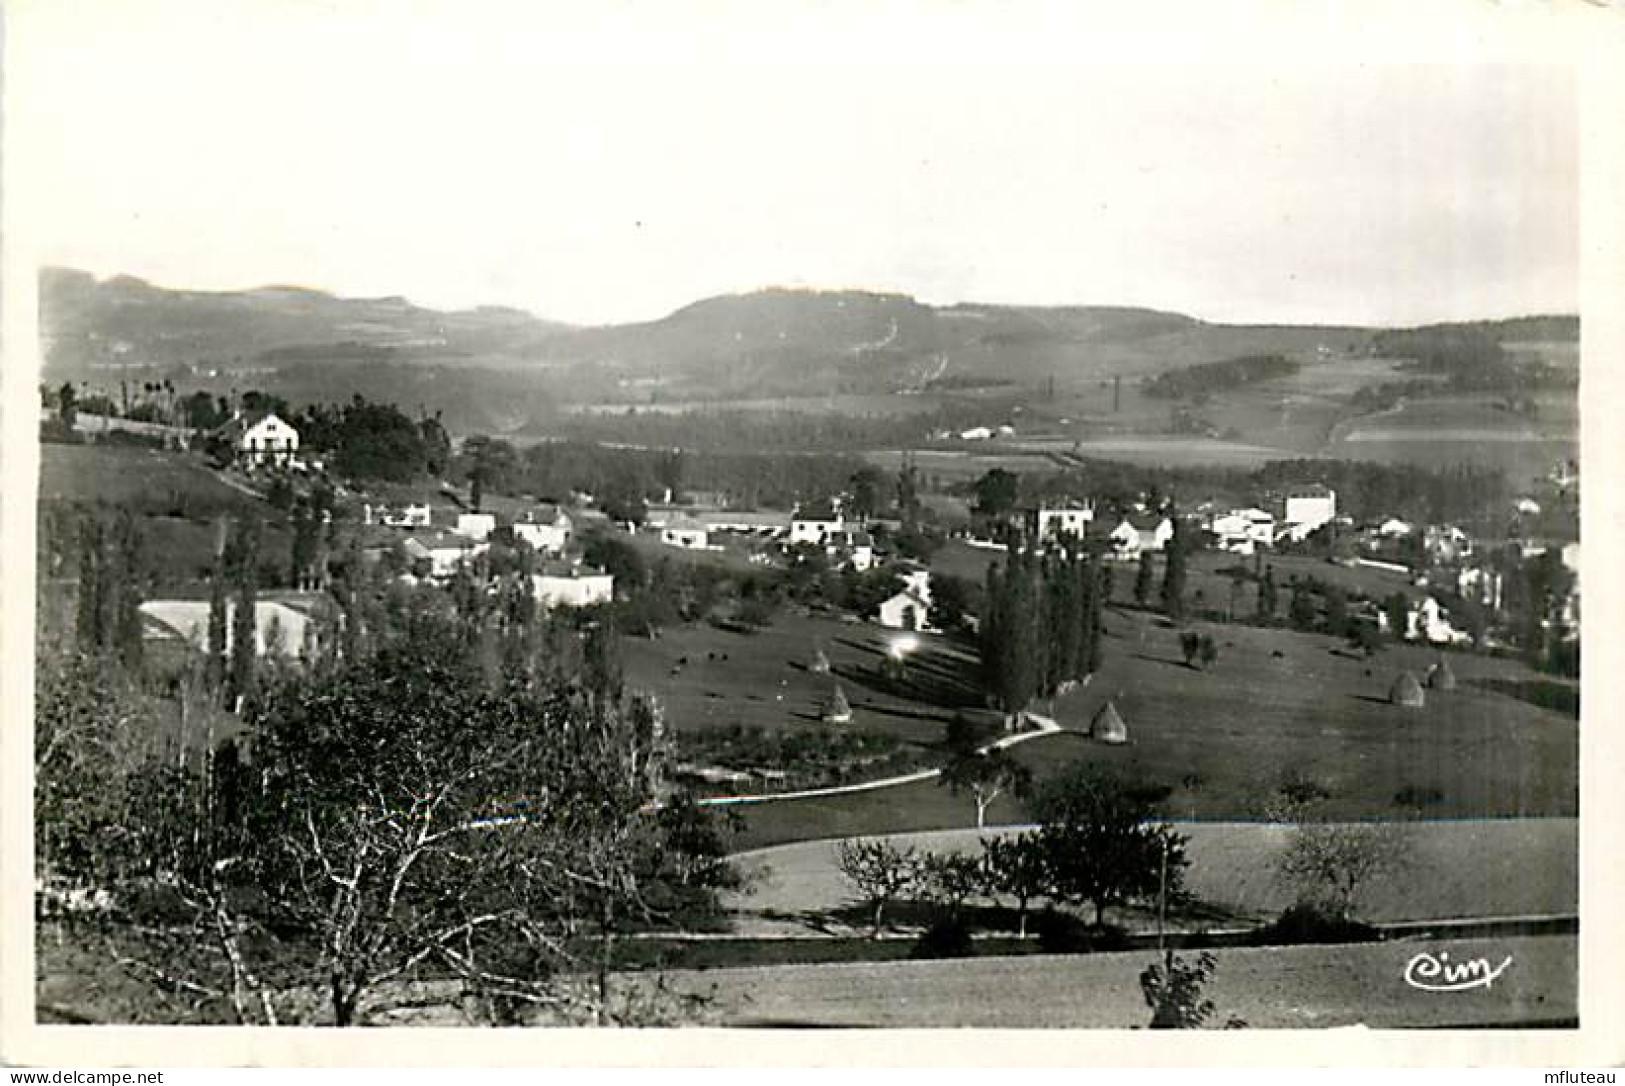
[1403,950,1513,992]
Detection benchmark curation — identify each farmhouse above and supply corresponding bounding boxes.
[512,505,572,554]
[878,568,934,630]
[1281,484,1337,543]
[532,564,614,609]
[661,516,711,550]
[1377,518,1414,538]
[698,510,792,536]
[878,589,931,631]
[140,598,314,658]
[1425,524,1472,563]
[1108,513,1173,560]
[402,531,488,579]
[959,426,994,441]
[1209,508,1275,554]
[1404,596,1469,646]
[217,411,299,468]
[790,503,845,545]
[367,502,432,529]
[1030,503,1095,542]
[454,512,497,542]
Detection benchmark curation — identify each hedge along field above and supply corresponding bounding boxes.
[725,819,1578,925]
[723,604,1576,850]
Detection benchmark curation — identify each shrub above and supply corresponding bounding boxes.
[1394,783,1445,809]
[1251,902,1381,946]
[1033,909,1130,955]
[910,915,977,960]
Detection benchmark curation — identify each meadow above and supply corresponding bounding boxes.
[673,601,1578,850]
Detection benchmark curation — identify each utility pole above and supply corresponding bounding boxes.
[1157,835,1171,968]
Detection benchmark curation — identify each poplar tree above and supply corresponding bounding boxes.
[1160,519,1187,619]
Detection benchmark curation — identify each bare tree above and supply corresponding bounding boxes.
[1276,818,1414,921]
[939,745,1031,829]
[834,839,924,937]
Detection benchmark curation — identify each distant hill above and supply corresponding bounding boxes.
[38,268,1578,435]
[39,267,575,377]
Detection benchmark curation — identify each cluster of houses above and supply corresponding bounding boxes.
[648,499,877,572]
[362,499,613,610]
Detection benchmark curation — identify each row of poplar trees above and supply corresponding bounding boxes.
[979,538,1108,726]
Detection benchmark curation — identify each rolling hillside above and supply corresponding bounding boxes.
[40,268,1578,441]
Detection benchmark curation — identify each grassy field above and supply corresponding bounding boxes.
[39,443,285,590]
[710,602,1576,849]
[653,934,1575,1028]
[726,819,1578,925]
[624,613,998,747]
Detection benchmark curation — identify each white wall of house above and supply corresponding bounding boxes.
[238,414,300,466]
[661,526,710,550]
[455,513,497,541]
[1036,506,1094,539]
[790,518,843,545]
[514,520,570,554]
[141,599,313,658]
[879,591,930,630]
[532,572,614,608]
[1284,488,1336,538]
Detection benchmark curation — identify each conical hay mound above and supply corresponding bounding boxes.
[1427,658,1457,690]
[1389,671,1426,708]
[1091,700,1128,744]
[821,683,852,724]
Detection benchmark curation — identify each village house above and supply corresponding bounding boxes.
[1030,503,1095,542]
[402,531,488,579]
[1377,517,1414,539]
[660,516,711,550]
[1209,508,1275,554]
[512,505,572,555]
[140,598,315,658]
[1108,513,1174,561]
[1457,565,1506,610]
[790,502,845,546]
[532,564,614,609]
[454,512,497,542]
[1280,484,1337,543]
[1402,596,1470,646]
[1425,524,1472,564]
[217,411,300,468]
[697,510,792,537]
[366,502,432,529]
[958,426,993,441]
[878,569,933,630]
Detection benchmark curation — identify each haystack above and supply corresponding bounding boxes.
[1090,700,1128,744]
[1426,658,1457,691]
[821,683,853,725]
[1389,671,1426,708]
[810,646,832,675]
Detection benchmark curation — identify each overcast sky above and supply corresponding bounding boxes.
[9,2,1580,327]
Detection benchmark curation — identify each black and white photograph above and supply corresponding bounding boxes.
[2,0,1622,1066]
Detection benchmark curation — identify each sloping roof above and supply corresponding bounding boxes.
[665,515,708,533]
[527,504,568,526]
[794,503,842,523]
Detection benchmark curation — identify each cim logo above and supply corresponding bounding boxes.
[1403,950,1513,992]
